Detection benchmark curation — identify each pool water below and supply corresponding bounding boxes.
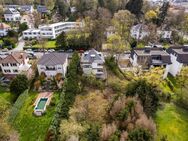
[36,98,48,110]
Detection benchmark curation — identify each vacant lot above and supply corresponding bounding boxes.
[155,103,188,141]
[33,40,56,49]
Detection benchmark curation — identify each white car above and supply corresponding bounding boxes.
[48,49,55,52]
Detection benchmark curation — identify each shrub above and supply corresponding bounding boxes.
[128,127,153,141]
[10,74,29,101]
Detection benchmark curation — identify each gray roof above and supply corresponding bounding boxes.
[167,46,188,64]
[38,53,68,66]
[81,49,104,63]
[4,9,12,14]
[131,48,172,65]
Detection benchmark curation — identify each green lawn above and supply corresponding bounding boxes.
[33,40,56,49]
[13,92,59,141]
[155,103,188,141]
[0,86,12,107]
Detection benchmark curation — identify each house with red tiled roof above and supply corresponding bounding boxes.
[0,52,31,75]
[0,23,11,37]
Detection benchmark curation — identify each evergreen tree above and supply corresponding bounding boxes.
[126,0,143,18]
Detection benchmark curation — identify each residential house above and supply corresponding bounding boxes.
[4,8,21,22]
[130,47,172,69]
[37,5,48,13]
[19,5,34,13]
[37,53,68,77]
[166,46,188,76]
[0,52,31,75]
[23,29,41,39]
[81,49,106,79]
[20,15,34,28]
[157,30,172,39]
[0,23,11,37]
[131,24,149,40]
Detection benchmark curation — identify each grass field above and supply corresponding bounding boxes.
[33,40,56,49]
[0,86,12,107]
[155,103,188,141]
[13,92,59,141]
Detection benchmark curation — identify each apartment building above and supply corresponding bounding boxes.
[23,29,41,39]
[23,22,82,39]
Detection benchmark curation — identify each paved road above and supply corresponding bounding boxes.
[12,37,25,52]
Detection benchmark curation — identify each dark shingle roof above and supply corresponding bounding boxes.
[81,49,104,63]
[167,46,188,64]
[38,53,68,66]
[4,9,12,14]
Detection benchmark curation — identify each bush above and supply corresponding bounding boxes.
[10,74,29,101]
[128,127,153,141]
[126,79,159,117]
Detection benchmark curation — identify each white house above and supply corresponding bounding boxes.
[157,30,172,39]
[23,29,41,39]
[131,24,150,40]
[39,22,82,39]
[0,23,11,37]
[165,46,188,76]
[4,8,21,22]
[0,52,31,75]
[81,49,106,79]
[37,53,68,77]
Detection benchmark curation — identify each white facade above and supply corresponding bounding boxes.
[39,22,82,39]
[0,54,30,75]
[131,24,149,40]
[157,30,172,39]
[165,54,183,77]
[23,29,41,39]
[0,23,11,37]
[81,49,106,79]
[22,22,82,39]
[4,8,21,22]
[37,58,68,77]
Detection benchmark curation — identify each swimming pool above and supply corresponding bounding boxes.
[34,98,48,116]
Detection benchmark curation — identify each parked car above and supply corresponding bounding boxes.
[27,53,37,59]
[58,49,65,52]
[67,49,73,53]
[48,49,55,52]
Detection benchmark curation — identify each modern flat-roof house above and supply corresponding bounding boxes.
[81,49,106,79]
[37,53,68,77]
[131,24,149,40]
[23,29,41,39]
[4,8,21,22]
[130,47,172,68]
[0,52,31,75]
[166,46,188,76]
[39,22,82,39]
[0,23,11,37]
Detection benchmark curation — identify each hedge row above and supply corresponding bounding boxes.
[8,90,29,124]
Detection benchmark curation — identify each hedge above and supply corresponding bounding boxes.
[8,90,29,124]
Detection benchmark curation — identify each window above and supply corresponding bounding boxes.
[13,69,18,73]
[10,63,17,66]
[4,70,11,73]
[2,63,9,67]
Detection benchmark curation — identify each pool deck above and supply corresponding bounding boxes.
[34,92,53,106]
